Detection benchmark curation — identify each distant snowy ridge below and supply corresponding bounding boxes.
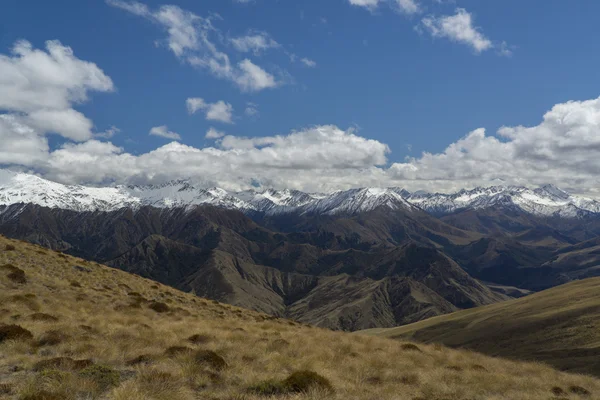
[1,169,599,218]
[407,184,600,218]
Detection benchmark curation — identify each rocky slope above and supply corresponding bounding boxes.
[0,203,505,330]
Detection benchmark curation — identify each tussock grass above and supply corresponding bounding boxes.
[1,235,600,399]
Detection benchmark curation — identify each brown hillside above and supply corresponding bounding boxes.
[2,235,600,399]
[363,277,600,377]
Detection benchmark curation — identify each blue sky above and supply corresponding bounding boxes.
[2,0,600,195]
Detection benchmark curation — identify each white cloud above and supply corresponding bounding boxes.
[245,102,259,117]
[206,101,234,124]
[349,0,420,14]
[185,98,207,115]
[149,125,181,140]
[349,0,381,10]
[0,115,49,166]
[234,59,278,92]
[421,8,493,53]
[107,0,280,92]
[186,98,234,124]
[0,40,114,142]
[205,127,226,139]
[95,126,121,139]
[300,58,317,68]
[230,32,280,54]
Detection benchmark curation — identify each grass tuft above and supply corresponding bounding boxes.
[148,302,170,313]
[79,365,121,391]
[193,350,227,371]
[249,370,334,396]
[0,324,33,342]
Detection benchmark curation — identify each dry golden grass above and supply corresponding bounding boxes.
[362,277,600,377]
[1,235,600,399]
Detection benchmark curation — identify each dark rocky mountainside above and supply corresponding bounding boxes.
[0,203,506,330]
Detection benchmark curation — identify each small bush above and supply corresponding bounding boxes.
[79,365,120,391]
[0,324,33,343]
[187,334,212,344]
[569,385,591,396]
[148,302,170,313]
[249,370,333,396]
[7,268,27,284]
[70,281,82,288]
[4,244,16,251]
[400,343,422,352]
[193,350,227,371]
[470,364,488,372]
[551,387,566,396]
[36,330,69,347]
[8,294,40,311]
[29,313,59,322]
[284,371,333,393]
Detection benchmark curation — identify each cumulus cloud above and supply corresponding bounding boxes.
[205,127,226,139]
[186,98,234,124]
[107,0,280,92]
[0,40,114,142]
[421,8,493,53]
[149,125,181,140]
[349,0,420,15]
[386,97,600,196]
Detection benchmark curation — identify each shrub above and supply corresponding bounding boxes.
[148,302,170,313]
[4,244,15,251]
[0,324,33,343]
[7,268,27,284]
[8,294,40,311]
[79,365,120,391]
[283,370,334,394]
[551,387,566,396]
[400,343,422,352]
[249,370,334,396]
[193,350,227,371]
[569,385,591,396]
[187,334,212,344]
[36,330,69,347]
[29,313,59,322]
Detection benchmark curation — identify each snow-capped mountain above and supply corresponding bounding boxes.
[303,188,418,215]
[1,169,600,218]
[407,184,600,218]
[0,170,254,213]
[236,188,325,214]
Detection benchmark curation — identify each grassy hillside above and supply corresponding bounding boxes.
[1,236,599,400]
[363,277,600,377]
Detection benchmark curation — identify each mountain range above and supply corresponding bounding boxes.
[3,169,600,330]
[3,169,600,218]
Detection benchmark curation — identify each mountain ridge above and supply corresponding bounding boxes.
[2,169,600,218]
